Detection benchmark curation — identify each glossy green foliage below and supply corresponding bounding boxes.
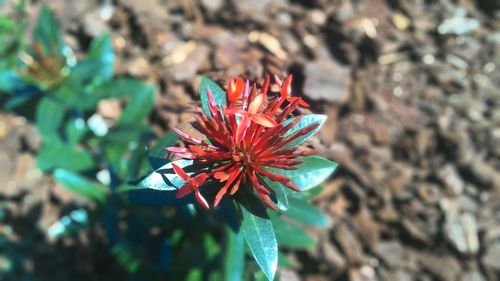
[53,169,107,202]
[281,114,327,149]
[241,207,277,281]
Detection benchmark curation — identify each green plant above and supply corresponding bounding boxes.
[130,75,337,280]
[0,4,338,281]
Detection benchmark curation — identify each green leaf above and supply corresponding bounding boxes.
[93,78,150,99]
[118,84,155,125]
[241,207,277,281]
[53,169,106,202]
[199,76,226,117]
[86,33,115,81]
[65,117,86,145]
[261,177,288,211]
[100,124,152,144]
[111,242,142,273]
[278,252,292,268]
[33,5,64,55]
[282,114,327,149]
[64,34,115,88]
[126,139,149,181]
[66,59,104,85]
[271,215,316,248]
[204,234,221,260]
[186,269,202,281]
[285,197,331,227]
[268,155,337,192]
[35,97,65,140]
[0,16,15,31]
[224,228,244,281]
[149,131,179,158]
[38,140,94,172]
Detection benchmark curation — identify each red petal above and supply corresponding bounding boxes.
[235,116,251,143]
[242,80,250,110]
[227,77,244,104]
[172,163,191,181]
[214,167,242,207]
[249,114,277,128]
[258,192,278,210]
[192,173,209,187]
[280,75,293,98]
[214,171,230,181]
[176,184,193,198]
[195,189,210,209]
[189,145,206,156]
[172,128,203,145]
[248,94,264,114]
[298,98,310,107]
[206,88,219,116]
[261,75,270,96]
[225,108,247,115]
[166,147,188,153]
[229,173,243,195]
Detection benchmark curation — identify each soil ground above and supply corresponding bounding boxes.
[1,0,499,280]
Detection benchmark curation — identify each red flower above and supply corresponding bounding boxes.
[168,75,317,209]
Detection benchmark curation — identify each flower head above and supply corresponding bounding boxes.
[168,75,317,209]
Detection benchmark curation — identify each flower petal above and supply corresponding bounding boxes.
[249,114,278,128]
[172,163,191,181]
[195,189,210,209]
[235,116,251,143]
[176,184,193,198]
[193,173,209,187]
[227,77,244,104]
[248,94,264,114]
[280,74,293,98]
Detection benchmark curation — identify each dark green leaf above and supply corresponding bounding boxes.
[204,234,221,260]
[53,169,106,202]
[186,269,202,281]
[268,155,337,192]
[224,228,244,281]
[278,252,292,268]
[285,197,331,227]
[35,97,65,139]
[261,177,289,211]
[37,140,94,172]
[241,207,277,281]
[282,114,327,149]
[100,124,152,144]
[149,131,179,158]
[118,84,155,125]
[126,139,149,181]
[33,5,64,55]
[65,117,86,145]
[86,33,115,81]
[111,242,142,273]
[93,78,150,99]
[66,59,104,85]
[271,215,316,249]
[199,76,226,117]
